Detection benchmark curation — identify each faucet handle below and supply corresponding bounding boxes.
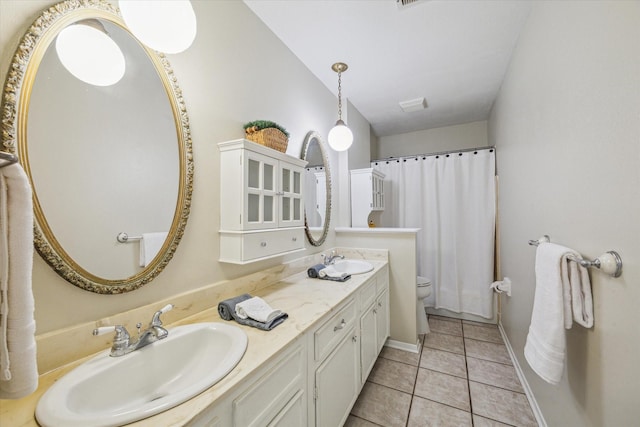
[151,303,174,326]
[93,325,131,356]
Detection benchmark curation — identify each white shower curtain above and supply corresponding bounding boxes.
[374,149,496,318]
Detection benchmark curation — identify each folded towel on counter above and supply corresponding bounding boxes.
[524,242,593,385]
[319,265,351,282]
[218,294,288,331]
[307,264,326,278]
[235,296,283,323]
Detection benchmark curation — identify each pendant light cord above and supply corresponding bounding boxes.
[337,70,343,121]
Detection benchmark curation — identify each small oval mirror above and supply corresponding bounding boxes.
[301,131,331,246]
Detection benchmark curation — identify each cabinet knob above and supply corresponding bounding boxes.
[373,308,378,314]
[352,335,358,343]
[260,242,267,247]
[378,301,382,307]
[334,319,346,332]
[292,237,297,242]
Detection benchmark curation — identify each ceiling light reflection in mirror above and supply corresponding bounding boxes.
[119,0,197,54]
[55,21,125,86]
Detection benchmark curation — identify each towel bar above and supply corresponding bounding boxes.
[116,232,142,243]
[0,152,18,169]
[528,235,623,278]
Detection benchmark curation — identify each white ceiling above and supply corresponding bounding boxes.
[244,0,531,137]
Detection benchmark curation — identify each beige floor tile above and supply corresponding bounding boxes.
[467,357,524,393]
[430,315,462,324]
[408,396,473,427]
[380,346,421,367]
[472,414,514,427]
[414,368,470,411]
[424,332,465,355]
[368,357,418,394]
[420,347,467,378]
[351,382,411,427]
[429,317,464,336]
[469,381,537,427]
[464,338,512,365]
[344,415,382,427]
[463,323,503,344]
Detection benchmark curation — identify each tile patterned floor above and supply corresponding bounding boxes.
[346,315,538,427]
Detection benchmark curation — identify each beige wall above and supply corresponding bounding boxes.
[0,0,348,333]
[376,120,488,159]
[336,229,418,348]
[489,1,640,426]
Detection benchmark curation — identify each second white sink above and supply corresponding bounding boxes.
[36,322,247,427]
[332,259,374,275]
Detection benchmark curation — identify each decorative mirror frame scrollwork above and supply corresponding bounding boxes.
[0,0,194,294]
[301,131,331,246]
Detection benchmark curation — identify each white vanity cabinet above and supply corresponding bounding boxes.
[350,168,385,227]
[310,299,360,427]
[219,139,307,264]
[190,264,389,427]
[359,267,390,384]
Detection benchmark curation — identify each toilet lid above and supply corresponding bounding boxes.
[417,276,431,286]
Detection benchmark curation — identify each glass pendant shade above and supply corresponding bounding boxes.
[119,0,197,54]
[328,120,353,151]
[56,24,125,87]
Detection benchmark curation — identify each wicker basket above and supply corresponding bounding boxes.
[245,126,288,153]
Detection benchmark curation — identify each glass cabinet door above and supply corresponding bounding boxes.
[245,151,278,229]
[279,163,305,227]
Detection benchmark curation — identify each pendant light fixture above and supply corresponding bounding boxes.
[119,0,197,54]
[56,20,125,87]
[327,62,353,151]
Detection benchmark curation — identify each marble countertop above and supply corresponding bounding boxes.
[1,260,387,427]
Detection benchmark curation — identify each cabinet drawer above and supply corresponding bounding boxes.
[314,299,357,361]
[359,278,377,310]
[242,228,304,261]
[233,344,305,427]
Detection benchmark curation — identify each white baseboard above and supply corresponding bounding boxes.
[498,323,547,427]
[385,338,420,354]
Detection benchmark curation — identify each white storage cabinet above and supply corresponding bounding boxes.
[219,139,307,264]
[350,168,385,228]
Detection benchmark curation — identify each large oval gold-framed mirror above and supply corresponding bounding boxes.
[301,131,331,246]
[0,0,193,294]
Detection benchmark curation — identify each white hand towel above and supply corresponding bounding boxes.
[524,242,593,385]
[139,232,168,268]
[318,266,349,279]
[235,296,283,323]
[0,163,38,399]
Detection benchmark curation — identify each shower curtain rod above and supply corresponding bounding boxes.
[372,145,495,163]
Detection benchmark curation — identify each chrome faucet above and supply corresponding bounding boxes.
[322,250,344,265]
[93,304,174,357]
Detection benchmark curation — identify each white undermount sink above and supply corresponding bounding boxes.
[36,322,247,427]
[332,259,374,275]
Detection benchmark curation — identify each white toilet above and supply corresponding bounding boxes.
[417,276,432,334]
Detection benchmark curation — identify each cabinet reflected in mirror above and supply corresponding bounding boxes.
[301,131,331,246]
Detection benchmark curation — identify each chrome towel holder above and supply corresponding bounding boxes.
[528,235,623,278]
[116,232,142,243]
[0,152,18,169]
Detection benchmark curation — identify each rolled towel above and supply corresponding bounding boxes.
[217,294,288,331]
[218,294,251,321]
[235,296,283,323]
[319,266,351,281]
[307,264,326,278]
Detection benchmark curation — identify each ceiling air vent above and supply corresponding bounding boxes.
[396,0,429,9]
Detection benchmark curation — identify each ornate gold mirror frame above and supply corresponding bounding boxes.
[0,0,193,294]
[301,131,331,246]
